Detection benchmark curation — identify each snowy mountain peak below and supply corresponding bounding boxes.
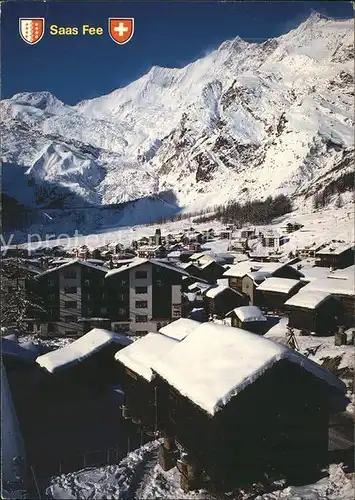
[1,12,354,220]
[9,91,68,112]
[218,36,248,52]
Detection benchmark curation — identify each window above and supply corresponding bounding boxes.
[84,279,90,286]
[135,330,148,336]
[118,307,128,316]
[64,315,77,323]
[135,286,147,294]
[64,270,77,279]
[48,279,55,286]
[101,307,107,314]
[48,292,55,301]
[135,270,147,279]
[65,301,77,309]
[135,315,148,323]
[135,300,148,309]
[47,323,57,333]
[64,286,77,294]
[114,324,130,333]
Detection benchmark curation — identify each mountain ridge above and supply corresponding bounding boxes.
[1,13,354,222]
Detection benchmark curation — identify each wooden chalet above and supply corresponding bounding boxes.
[204,285,247,318]
[285,290,340,335]
[315,243,354,270]
[296,243,326,259]
[114,333,178,431]
[223,261,303,298]
[181,232,205,245]
[152,323,347,491]
[300,278,355,327]
[281,222,304,233]
[240,227,256,239]
[241,271,272,305]
[137,237,149,247]
[36,328,132,398]
[261,231,289,249]
[219,229,233,240]
[226,306,267,334]
[255,277,305,311]
[136,245,167,259]
[198,260,226,284]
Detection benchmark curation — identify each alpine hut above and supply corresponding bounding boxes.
[255,277,305,311]
[152,323,347,491]
[204,285,247,318]
[285,289,340,335]
[36,328,132,397]
[114,333,178,431]
[226,306,267,334]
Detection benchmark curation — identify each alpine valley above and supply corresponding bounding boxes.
[1,12,354,234]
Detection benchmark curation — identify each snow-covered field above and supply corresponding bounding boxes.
[7,197,353,254]
[47,440,354,500]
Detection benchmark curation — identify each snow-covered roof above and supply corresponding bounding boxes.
[222,260,289,278]
[152,323,346,416]
[187,281,211,292]
[299,266,333,282]
[205,284,238,298]
[257,277,301,294]
[302,278,354,297]
[39,258,107,276]
[222,261,252,278]
[316,242,354,256]
[228,306,267,323]
[246,271,272,282]
[189,252,207,261]
[217,278,229,287]
[105,258,189,278]
[285,290,332,309]
[114,333,177,381]
[159,318,201,341]
[137,245,163,251]
[177,262,197,270]
[36,329,132,374]
[328,265,355,281]
[199,258,217,270]
[1,337,37,362]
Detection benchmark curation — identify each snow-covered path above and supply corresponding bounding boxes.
[47,440,354,500]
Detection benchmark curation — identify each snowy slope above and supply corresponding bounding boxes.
[1,13,354,219]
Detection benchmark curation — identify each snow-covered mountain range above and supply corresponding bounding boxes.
[1,12,354,220]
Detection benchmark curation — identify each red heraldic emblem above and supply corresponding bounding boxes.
[109,18,134,44]
[19,18,45,45]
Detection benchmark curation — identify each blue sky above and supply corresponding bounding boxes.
[2,1,353,104]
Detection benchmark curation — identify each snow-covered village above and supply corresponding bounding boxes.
[1,1,354,499]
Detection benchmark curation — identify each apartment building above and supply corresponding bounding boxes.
[105,258,189,335]
[31,259,109,336]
